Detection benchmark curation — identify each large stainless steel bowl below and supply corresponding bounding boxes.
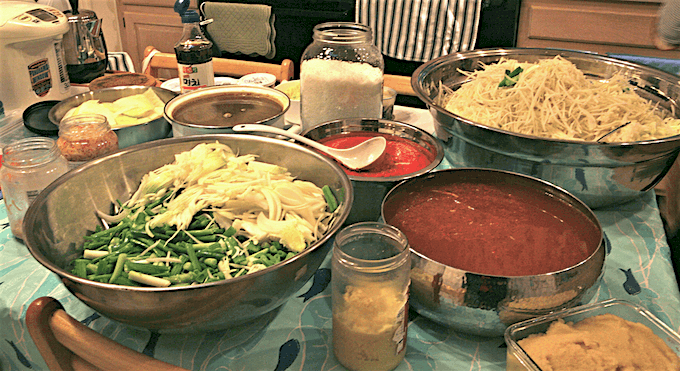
[49,86,176,148]
[411,48,680,209]
[382,168,606,337]
[303,118,444,224]
[23,135,353,332]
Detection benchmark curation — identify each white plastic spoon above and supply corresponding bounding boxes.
[232,124,387,170]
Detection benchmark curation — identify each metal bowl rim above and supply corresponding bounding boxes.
[411,47,680,147]
[23,133,354,293]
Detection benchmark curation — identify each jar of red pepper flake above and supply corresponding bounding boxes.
[57,114,118,169]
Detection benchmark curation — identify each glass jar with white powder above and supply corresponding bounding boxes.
[331,222,410,371]
[300,22,384,129]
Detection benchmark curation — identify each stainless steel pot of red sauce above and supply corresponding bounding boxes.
[303,118,444,224]
[381,168,606,337]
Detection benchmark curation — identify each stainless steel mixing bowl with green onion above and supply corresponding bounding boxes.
[23,134,353,332]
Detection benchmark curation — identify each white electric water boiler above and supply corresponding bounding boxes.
[0,1,72,119]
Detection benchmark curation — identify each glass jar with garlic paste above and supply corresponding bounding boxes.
[57,113,118,169]
[332,222,410,371]
[0,137,69,240]
[300,22,384,131]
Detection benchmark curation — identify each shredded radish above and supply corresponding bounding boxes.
[439,56,680,142]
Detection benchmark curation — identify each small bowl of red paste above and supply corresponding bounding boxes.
[381,168,605,337]
[303,118,443,224]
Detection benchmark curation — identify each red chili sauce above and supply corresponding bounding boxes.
[384,180,601,276]
[317,132,434,177]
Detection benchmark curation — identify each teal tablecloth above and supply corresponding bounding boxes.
[2,189,680,370]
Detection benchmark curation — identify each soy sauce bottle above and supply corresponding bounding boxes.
[174,0,214,93]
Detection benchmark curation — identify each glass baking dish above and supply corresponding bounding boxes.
[504,298,680,371]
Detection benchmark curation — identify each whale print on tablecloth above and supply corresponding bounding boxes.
[6,339,31,368]
[298,268,330,302]
[603,232,612,255]
[143,330,161,357]
[575,168,588,191]
[274,338,300,371]
[80,311,101,326]
[620,268,642,295]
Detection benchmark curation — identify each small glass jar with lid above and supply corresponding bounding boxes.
[331,222,410,371]
[57,113,118,169]
[0,137,69,240]
[300,22,384,130]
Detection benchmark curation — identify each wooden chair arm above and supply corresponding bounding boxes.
[26,297,187,371]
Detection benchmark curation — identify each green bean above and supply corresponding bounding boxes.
[74,260,88,278]
[96,260,111,275]
[144,193,172,213]
[126,261,170,275]
[166,272,195,284]
[87,220,128,240]
[109,253,127,284]
[113,275,141,286]
[186,244,202,270]
[203,258,218,267]
[246,241,260,253]
[87,273,112,282]
[322,185,338,212]
[188,214,212,230]
[170,255,188,275]
[86,263,98,275]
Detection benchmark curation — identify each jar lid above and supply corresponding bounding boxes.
[238,73,277,88]
[89,73,158,91]
[23,100,60,136]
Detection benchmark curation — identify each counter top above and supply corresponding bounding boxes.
[1,106,680,370]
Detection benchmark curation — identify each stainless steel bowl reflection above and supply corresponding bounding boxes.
[303,118,444,224]
[382,168,606,337]
[49,86,176,148]
[411,48,680,209]
[23,135,353,332]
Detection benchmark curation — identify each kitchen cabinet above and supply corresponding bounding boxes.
[115,0,197,75]
[517,0,680,59]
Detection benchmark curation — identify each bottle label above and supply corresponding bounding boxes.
[178,62,215,93]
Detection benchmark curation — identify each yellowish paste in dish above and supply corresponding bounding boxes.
[517,314,680,371]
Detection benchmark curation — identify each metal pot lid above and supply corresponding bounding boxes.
[164,85,289,129]
[23,100,60,136]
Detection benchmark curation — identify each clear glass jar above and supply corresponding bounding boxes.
[300,22,384,130]
[332,222,410,371]
[57,113,118,169]
[0,137,69,240]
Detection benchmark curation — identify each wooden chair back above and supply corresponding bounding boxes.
[26,296,188,371]
[142,46,294,82]
[384,74,416,96]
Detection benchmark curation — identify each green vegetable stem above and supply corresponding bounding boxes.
[498,67,523,87]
